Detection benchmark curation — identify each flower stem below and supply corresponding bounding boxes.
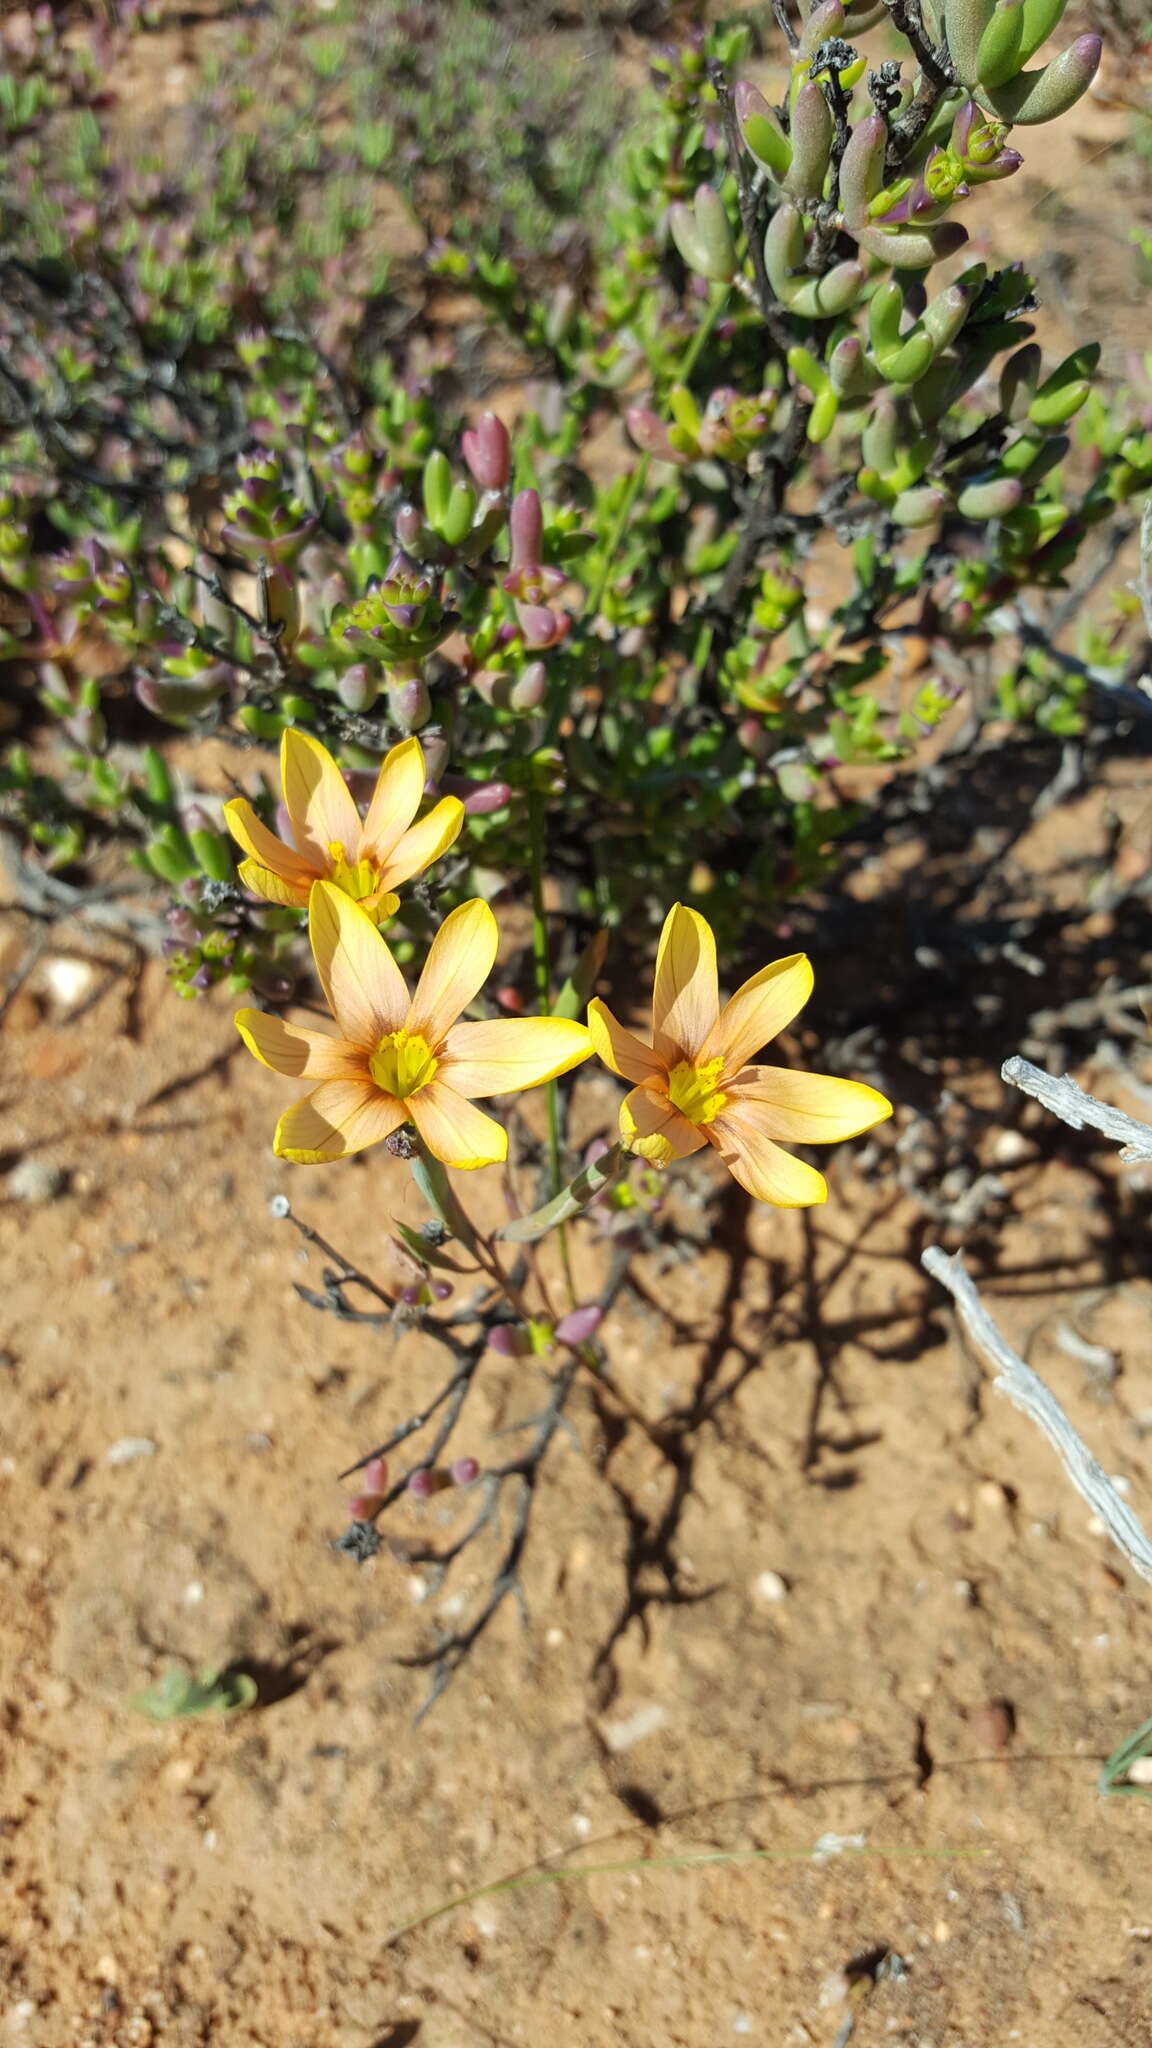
[526,780,577,1306]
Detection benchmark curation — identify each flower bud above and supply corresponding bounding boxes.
[488,1323,528,1356]
[517,603,567,650]
[554,1304,604,1347]
[510,661,548,712]
[337,663,379,713]
[395,502,424,551]
[386,671,431,732]
[509,488,544,572]
[460,780,512,816]
[625,408,678,462]
[419,730,449,784]
[450,1457,480,1487]
[461,411,511,492]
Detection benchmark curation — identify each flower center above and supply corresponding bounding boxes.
[369,1028,438,1100]
[328,843,378,902]
[666,1056,728,1127]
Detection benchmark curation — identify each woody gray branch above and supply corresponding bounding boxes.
[922,1248,1152,1587]
[1001,1055,1152,1162]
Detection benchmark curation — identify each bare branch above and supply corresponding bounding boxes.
[922,1247,1152,1586]
[1001,1054,1152,1163]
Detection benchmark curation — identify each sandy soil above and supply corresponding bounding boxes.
[4,734,1152,2048]
[5,7,1152,2045]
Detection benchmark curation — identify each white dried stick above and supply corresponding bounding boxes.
[922,1247,1152,1586]
[1002,1055,1152,1164]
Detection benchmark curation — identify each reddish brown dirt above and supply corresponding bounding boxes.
[5,8,1152,2046]
[4,742,1152,2048]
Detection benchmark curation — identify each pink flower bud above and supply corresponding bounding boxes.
[509,488,543,571]
[387,672,431,732]
[460,780,512,816]
[431,1279,453,1300]
[488,1323,526,1356]
[407,1467,435,1498]
[497,985,525,1014]
[450,1457,480,1487]
[517,603,567,650]
[337,664,378,713]
[461,411,511,492]
[555,1303,603,1347]
[510,660,548,712]
[395,502,424,550]
[420,731,448,784]
[625,408,677,461]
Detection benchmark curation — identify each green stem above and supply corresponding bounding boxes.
[526,780,577,1304]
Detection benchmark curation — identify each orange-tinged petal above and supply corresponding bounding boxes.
[357,736,426,862]
[587,999,666,1085]
[725,1065,892,1143]
[651,903,720,1063]
[407,1080,508,1168]
[281,726,362,869]
[619,1083,708,1166]
[440,1016,593,1097]
[274,1080,407,1163]
[234,1008,368,1080]
[708,1102,827,1207]
[379,796,465,888]
[236,857,311,910]
[309,880,409,1048]
[407,898,498,1047]
[224,796,317,885]
[700,953,813,1078]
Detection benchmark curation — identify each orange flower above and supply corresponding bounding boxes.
[224,728,463,924]
[588,903,892,1207]
[236,882,593,1166]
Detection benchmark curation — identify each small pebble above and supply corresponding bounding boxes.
[753,1570,789,1603]
[104,1438,157,1466]
[43,956,97,1013]
[6,1158,68,1205]
[967,1699,1015,1751]
[1126,1758,1152,1786]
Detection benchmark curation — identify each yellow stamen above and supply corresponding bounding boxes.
[328,843,379,904]
[666,1056,729,1127]
[370,1028,439,1099]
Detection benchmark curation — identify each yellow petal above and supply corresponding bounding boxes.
[274,1079,407,1163]
[407,898,498,1048]
[224,797,316,886]
[361,888,402,926]
[651,903,720,1064]
[281,726,362,869]
[309,880,410,1048]
[234,1008,368,1080]
[379,796,465,888]
[725,1065,892,1143]
[407,1080,508,1168]
[708,1103,827,1207]
[619,1083,707,1165]
[700,953,814,1078]
[587,999,666,1085]
[440,1016,593,1097]
[237,857,311,910]
[358,736,426,862]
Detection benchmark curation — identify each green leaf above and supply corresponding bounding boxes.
[130,1666,258,1720]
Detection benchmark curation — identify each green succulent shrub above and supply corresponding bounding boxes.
[1,0,1149,1004]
